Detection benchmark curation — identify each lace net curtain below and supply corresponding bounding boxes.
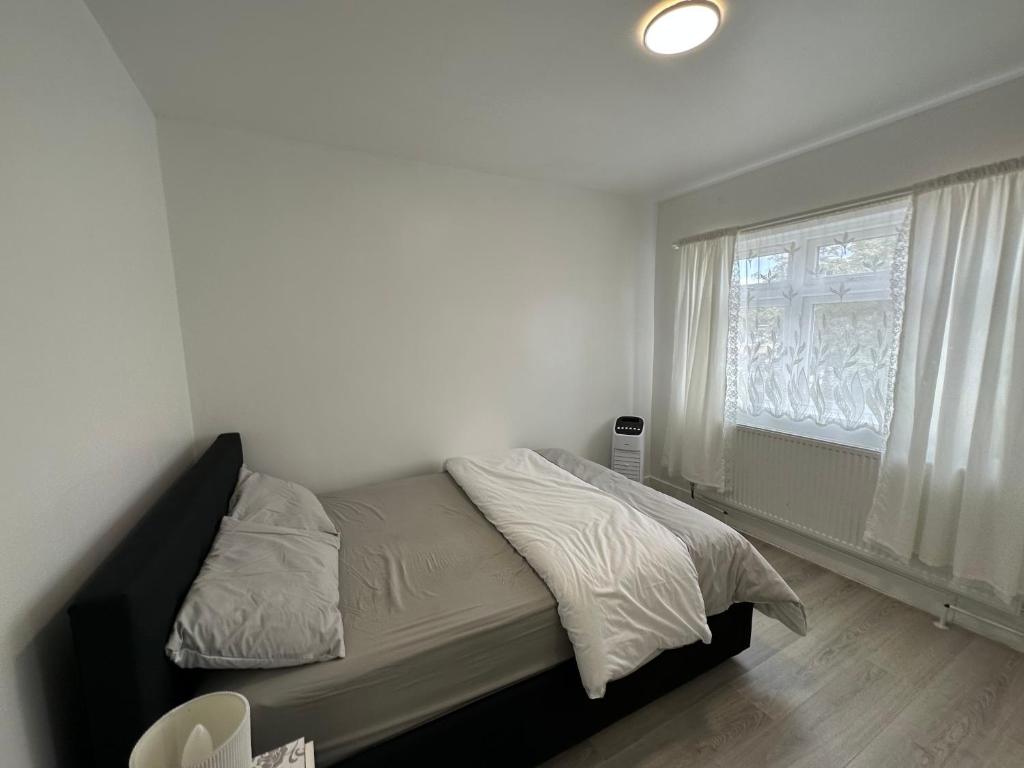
[726,197,913,450]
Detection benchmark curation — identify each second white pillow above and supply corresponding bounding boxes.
[230,466,337,535]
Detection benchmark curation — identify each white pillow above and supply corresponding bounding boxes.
[230,466,337,535]
[166,517,345,669]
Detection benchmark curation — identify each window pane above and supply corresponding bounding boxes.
[734,249,789,286]
[736,304,786,419]
[815,233,897,277]
[743,305,784,351]
[810,300,893,432]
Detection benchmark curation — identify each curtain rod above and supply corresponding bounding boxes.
[673,154,1024,250]
[673,188,910,249]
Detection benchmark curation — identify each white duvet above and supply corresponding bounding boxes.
[445,449,712,699]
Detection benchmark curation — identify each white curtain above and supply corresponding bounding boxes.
[865,160,1024,604]
[662,232,734,489]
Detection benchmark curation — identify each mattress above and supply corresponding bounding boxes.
[198,453,802,765]
[198,471,572,764]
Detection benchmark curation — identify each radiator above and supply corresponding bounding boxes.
[694,426,1024,625]
[705,426,880,554]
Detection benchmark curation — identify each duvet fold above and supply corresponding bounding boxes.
[445,448,712,699]
[537,448,807,636]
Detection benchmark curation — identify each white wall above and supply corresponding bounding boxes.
[159,120,651,492]
[0,1,195,765]
[651,76,1024,479]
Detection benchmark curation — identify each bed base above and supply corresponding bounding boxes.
[337,601,753,768]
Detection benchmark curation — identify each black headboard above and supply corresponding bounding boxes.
[68,433,242,766]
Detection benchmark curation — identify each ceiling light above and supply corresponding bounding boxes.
[643,1,721,56]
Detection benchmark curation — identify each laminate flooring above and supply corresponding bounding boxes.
[542,540,1024,768]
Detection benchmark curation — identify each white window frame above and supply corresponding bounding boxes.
[732,205,906,451]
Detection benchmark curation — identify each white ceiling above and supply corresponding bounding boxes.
[85,0,1024,198]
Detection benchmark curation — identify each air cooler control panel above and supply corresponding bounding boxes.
[614,416,644,434]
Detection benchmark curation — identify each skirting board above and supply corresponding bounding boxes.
[646,475,1024,654]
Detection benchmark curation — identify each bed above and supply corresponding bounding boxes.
[68,434,801,767]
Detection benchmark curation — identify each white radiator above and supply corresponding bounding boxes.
[692,426,1024,631]
[705,426,880,554]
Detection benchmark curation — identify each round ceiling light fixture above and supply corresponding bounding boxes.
[643,1,721,55]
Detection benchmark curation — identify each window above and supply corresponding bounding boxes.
[728,197,912,450]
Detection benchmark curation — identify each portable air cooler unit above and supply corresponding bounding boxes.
[611,416,645,482]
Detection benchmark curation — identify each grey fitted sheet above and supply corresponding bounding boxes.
[198,471,571,764]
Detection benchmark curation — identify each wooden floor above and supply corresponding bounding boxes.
[543,540,1024,768]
